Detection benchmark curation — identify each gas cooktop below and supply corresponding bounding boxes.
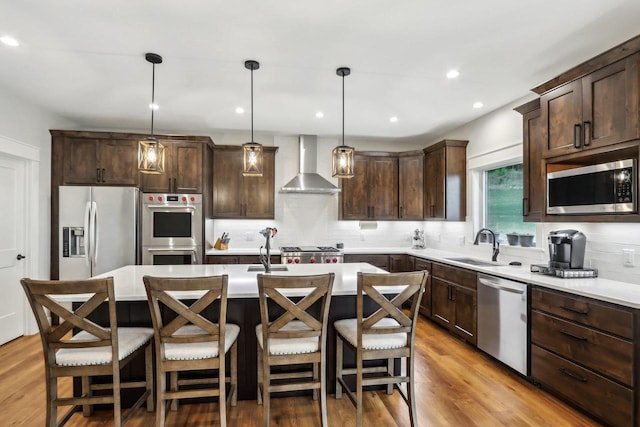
[280,246,340,253]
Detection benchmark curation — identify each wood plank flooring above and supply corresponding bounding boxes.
[0,316,601,426]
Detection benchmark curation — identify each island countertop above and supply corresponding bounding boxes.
[62,263,389,302]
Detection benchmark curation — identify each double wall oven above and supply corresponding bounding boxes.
[142,193,202,265]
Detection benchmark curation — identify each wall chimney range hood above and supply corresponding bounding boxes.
[280,135,341,194]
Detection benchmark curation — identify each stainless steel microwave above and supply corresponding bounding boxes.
[546,159,636,214]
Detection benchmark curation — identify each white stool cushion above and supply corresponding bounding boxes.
[334,318,407,350]
[256,320,319,355]
[164,324,240,361]
[56,327,153,367]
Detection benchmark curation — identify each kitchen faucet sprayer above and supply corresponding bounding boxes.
[473,228,499,262]
[259,227,278,272]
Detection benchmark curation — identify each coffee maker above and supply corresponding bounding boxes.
[548,229,586,269]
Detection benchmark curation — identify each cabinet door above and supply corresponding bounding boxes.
[139,141,173,193]
[389,254,410,272]
[431,278,452,329]
[452,285,477,345]
[541,80,582,158]
[414,259,432,317]
[522,108,545,221]
[244,150,275,219]
[369,156,398,219]
[399,155,424,219]
[582,55,639,150]
[340,155,370,219]
[98,139,138,186]
[62,138,99,184]
[424,147,445,219]
[212,149,244,218]
[174,142,202,193]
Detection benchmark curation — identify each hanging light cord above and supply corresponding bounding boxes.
[150,62,156,137]
[250,66,254,143]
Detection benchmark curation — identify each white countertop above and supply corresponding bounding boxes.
[209,246,640,308]
[56,263,389,302]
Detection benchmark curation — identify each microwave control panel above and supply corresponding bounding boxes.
[616,167,633,203]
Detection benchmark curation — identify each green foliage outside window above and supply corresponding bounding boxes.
[485,164,536,244]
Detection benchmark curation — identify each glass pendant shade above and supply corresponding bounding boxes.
[331,144,354,178]
[242,141,263,176]
[138,137,165,174]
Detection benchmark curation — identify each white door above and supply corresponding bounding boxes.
[0,153,26,345]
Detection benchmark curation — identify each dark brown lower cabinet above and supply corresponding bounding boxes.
[205,255,279,265]
[413,258,432,317]
[344,254,390,271]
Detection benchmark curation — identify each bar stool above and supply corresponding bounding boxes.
[21,277,154,427]
[335,271,428,427]
[143,275,239,427]
[256,273,335,427]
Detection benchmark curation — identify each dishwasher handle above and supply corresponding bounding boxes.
[478,276,525,294]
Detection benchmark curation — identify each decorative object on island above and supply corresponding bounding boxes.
[259,226,277,272]
[138,52,166,175]
[242,59,263,177]
[332,66,355,178]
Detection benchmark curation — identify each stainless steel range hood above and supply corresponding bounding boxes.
[280,135,340,194]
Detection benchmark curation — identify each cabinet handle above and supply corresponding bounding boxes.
[371,206,374,218]
[96,168,101,182]
[559,367,588,383]
[559,305,588,315]
[101,168,105,182]
[559,328,587,341]
[583,121,591,146]
[173,178,177,192]
[399,206,403,218]
[430,205,435,218]
[573,123,582,149]
[522,198,528,216]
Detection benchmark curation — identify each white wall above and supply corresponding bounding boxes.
[0,83,77,279]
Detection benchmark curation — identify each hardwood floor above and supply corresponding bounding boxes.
[0,316,601,426]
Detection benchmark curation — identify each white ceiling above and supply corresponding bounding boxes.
[1,1,639,142]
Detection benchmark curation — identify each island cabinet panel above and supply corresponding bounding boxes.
[61,137,138,186]
[429,262,476,345]
[423,140,468,221]
[212,146,276,219]
[531,286,637,427]
[344,254,389,271]
[413,258,432,318]
[515,99,545,222]
[205,255,279,265]
[340,153,398,220]
[398,152,424,219]
[540,53,639,159]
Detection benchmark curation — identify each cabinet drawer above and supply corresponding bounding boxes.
[531,287,633,339]
[531,311,633,385]
[413,258,431,272]
[532,345,633,427]
[432,263,476,289]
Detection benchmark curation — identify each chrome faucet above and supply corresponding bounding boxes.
[259,227,277,272]
[473,228,499,262]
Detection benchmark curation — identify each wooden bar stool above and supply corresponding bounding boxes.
[143,275,239,427]
[256,273,335,427]
[335,271,428,427]
[21,277,154,427]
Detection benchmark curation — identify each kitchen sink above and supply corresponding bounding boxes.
[444,257,505,267]
[247,265,289,272]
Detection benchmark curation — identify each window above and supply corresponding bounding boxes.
[484,164,536,245]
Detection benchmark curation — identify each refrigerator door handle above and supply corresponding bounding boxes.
[91,201,99,267]
[83,201,92,268]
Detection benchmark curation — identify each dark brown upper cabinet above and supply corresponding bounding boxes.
[398,152,424,220]
[59,137,138,186]
[540,54,639,159]
[340,153,398,220]
[423,140,468,221]
[211,145,277,219]
[515,99,545,222]
[139,140,205,194]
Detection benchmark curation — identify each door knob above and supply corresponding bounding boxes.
[16,254,26,260]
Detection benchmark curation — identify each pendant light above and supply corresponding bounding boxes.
[332,67,355,178]
[138,52,166,174]
[242,60,263,177]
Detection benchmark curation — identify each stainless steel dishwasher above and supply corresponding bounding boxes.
[477,273,528,375]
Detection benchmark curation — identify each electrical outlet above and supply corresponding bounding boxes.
[623,249,635,267]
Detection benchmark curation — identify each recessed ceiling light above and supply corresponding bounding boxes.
[0,36,19,47]
[389,116,398,123]
[446,69,460,79]
[235,107,245,114]
[149,103,159,110]
[473,101,484,109]
[315,111,324,118]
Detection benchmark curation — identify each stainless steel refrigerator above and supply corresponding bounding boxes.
[59,186,140,279]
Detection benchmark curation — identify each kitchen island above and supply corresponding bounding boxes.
[63,263,390,401]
